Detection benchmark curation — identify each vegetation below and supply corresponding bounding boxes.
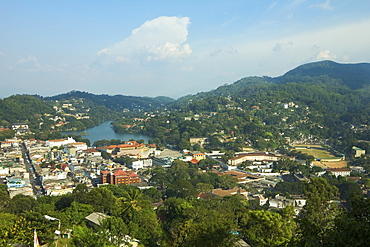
[2,60,370,246]
[0,176,369,246]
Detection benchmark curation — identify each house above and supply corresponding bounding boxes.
[326,168,351,177]
[352,146,365,158]
[68,142,88,150]
[254,194,268,206]
[11,123,29,130]
[189,137,208,146]
[82,149,101,157]
[211,187,249,198]
[85,212,108,227]
[192,153,206,161]
[1,141,14,148]
[269,195,295,209]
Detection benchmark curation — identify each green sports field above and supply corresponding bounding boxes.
[294,145,334,159]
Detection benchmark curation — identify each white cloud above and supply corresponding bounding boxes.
[115,56,130,63]
[208,47,237,57]
[14,55,42,72]
[272,41,293,52]
[310,0,333,10]
[97,16,192,65]
[0,51,5,58]
[12,55,68,72]
[315,50,337,60]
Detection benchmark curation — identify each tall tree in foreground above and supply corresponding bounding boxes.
[239,207,296,247]
[298,177,339,246]
[325,194,370,247]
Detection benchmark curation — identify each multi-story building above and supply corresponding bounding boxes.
[100,169,140,185]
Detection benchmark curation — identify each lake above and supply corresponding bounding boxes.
[61,121,153,145]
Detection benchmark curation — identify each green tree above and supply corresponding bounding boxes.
[298,177,339,246]
[5,194,38,214]
[325,194,370,247]
[0,213,17,246]
[72,225,106,247]
[240,208,296,247]
[64,201,94,227]
[0,184,10,210]
[166,180,197,198]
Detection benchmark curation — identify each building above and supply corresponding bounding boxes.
[352,146,365,158]
[189,137,208,146]
[227,152,283,166]
[100,169,140,185]
[192,153,207,161]
[211,187,249,198]
[11,123,30,135]
[46,137,76,147]
[130,158,152,170]
[326,168,351,177]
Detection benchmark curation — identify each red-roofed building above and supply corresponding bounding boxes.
[100,169,140,185]
[190,158,200,165]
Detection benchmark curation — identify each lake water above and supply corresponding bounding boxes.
[61,121,153,145]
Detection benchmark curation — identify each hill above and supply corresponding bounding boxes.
[0,91,174,139]
[171,61,370,113]
[275,60,370,89]
[42,91,175,111]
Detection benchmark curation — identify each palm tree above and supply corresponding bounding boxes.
[117,188,143,222]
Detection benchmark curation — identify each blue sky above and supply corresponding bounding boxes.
[1,0,369,99]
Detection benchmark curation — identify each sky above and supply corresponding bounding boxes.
[1,0,370,99]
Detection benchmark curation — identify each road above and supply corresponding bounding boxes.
[21,142,44,197]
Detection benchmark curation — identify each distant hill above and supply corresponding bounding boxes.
[42,91,175,111]
[274,60,370,89]
[172,60,370,109]
[2,60,370,134]
[176,61,370,102]
[0,91,174,134]
[0,95,54,128]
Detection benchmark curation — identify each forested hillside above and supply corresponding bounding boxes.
[42,90,175,111]
[112,60,370,154]
[0,91,174,140]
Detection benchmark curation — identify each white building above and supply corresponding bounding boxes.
[131,158,153,170]
[326,168,351,177]
[46,137,76,147]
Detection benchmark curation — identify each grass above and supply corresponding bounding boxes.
[295,145,348,169]
[48,238,73,247]
[294,145,334,159]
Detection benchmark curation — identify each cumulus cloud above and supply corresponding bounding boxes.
[12,55,68,72]
[97,16,192,65]
[315,50,337,60]
[310,0,334,10]
[272,41,293,52]
[14,55,42,72]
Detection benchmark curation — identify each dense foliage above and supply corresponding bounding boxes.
[0,177,369,246]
